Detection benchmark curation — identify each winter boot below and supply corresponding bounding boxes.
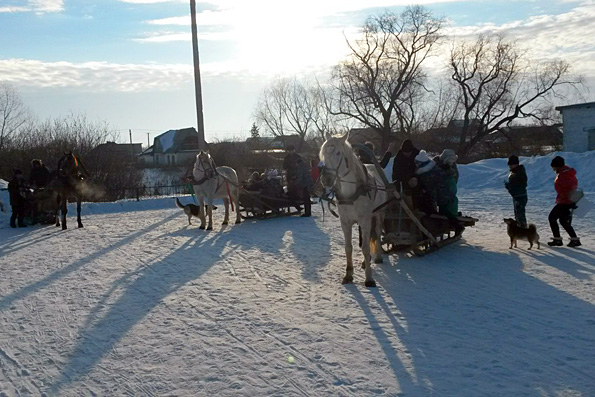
[567,238,582,248]
[547,238,563,247]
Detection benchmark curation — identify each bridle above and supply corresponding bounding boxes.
[321,143,375,205]
[194,153,218,185]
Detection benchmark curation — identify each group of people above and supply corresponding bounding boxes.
[7,159,52,228]
[360,139,463,232]
[506,154,582,247]
[5,151,88,228]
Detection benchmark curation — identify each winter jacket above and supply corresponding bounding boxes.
[392,148,420,187]
[554,166,578,204]
[296,161,313,189]
[29,165,51,188]
[8,177,26,207]
[283,152,301,175]
[505,164,528,198]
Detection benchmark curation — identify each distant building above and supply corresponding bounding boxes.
[556,102,595,152]
[88,142,142,164]
[139,127,199,167]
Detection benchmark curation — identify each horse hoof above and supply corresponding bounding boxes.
[235,220,241,224]
[222,221,228,225]
[342,275,353,284]
[199,226,205,230]
[78,223,84,228]
[374,258,383,264]
[365,280,377,288]
[62,226,67,230]
[207,226,213,230]
[361,261,366,269]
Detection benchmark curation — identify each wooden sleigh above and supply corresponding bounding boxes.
[352,144,478,256]
[238,187,307,220]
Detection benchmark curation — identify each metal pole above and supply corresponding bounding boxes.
[190,0,206,150]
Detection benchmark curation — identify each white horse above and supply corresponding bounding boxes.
[320,134,387,287]
[192,151,241,230]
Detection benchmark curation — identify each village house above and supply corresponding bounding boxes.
[556,101,595,152]
[139,127,200,167]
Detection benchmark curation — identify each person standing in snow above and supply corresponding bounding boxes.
[504,155,528,228]
[296,157,313,217]
[547,156,581,247]
[283,145,303,211]
[8,169,28,228]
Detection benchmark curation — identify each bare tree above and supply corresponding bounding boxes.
[254,77,321,150]
[327,6,444,148]
[449,34,580,161]
[0,82,32,153]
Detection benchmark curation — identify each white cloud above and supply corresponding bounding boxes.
[0,0,64,13]
[444,1,595,76]
[0,59,194,92]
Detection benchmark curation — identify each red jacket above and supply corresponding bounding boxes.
[554,166,578,204]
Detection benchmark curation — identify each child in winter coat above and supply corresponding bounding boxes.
[8,169,27,228]
[504,155,528,228]
[547,156,581,247]
[434,149,459,219]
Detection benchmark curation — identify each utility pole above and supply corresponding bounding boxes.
[190,0,206,150]
[147,133,150,148]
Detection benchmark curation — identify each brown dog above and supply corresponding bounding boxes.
[503,218,540,250]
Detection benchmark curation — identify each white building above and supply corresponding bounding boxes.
[556,102,595,152]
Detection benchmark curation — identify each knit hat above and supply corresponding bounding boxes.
[551,156,565,168]
[507,155,519,166]
[440,149,458,165]
[414,150,430,164]
[401,139,414,152]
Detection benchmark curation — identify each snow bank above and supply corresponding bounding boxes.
[459,151,595,193]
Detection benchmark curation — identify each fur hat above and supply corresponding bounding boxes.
[414,150,435,174]
[507,155,519,166]
[551,156,565,168]
[440,149,458,165]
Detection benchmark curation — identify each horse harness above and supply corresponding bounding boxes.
[194,155,221,186]
[321,152,381,206]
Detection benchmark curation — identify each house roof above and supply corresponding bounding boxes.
[555,101,595,111]
[153,127,198,154]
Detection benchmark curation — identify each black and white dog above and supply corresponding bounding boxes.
[175,197,216,225]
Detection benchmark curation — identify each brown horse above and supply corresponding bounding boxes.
[51,152,87,230]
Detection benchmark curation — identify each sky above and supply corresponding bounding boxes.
[1,0,594,146]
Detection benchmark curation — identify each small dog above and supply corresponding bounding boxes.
[175,198,216,225]
[503,218,540,250]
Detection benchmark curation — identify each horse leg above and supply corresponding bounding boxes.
[359,218,376,287]
[198,197,206,229]
[233,188,241,224]
[77,195,83,228]
[206,197,213,230]
[61,198,67,230]
[340,221,354,284]
[221,198,230,225]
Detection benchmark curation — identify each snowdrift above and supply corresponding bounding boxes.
[458,151,595,193]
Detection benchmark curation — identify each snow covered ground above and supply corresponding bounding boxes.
[0,152,594,396]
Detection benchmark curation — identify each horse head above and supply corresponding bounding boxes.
[194,150,217,179]
[319,133,358,189]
